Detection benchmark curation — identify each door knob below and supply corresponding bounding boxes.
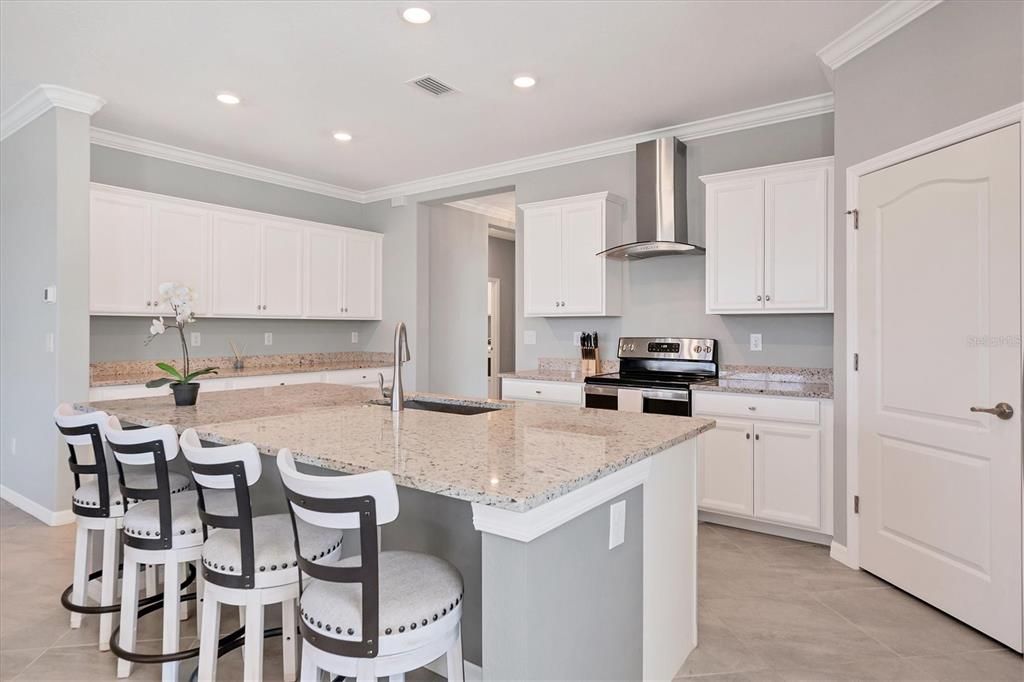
[970,402,1014,420]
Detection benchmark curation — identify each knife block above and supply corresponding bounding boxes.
[581,347,601,376]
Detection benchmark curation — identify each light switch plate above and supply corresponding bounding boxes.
[524,330,537,345]
[609,500,626,549]
[43,286,57,303]
[190,332,201,347]
[351,331,359,344]
[749,333,763,352]
[264,332,273,346]
[45,332,55,353]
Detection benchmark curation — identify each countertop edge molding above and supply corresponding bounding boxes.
[471,457,652,542]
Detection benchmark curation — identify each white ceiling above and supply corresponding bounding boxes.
[1,1,880,193]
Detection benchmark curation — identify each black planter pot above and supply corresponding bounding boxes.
[171,382,200,406]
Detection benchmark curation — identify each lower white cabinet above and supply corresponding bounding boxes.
[694,391,833,535]
[500,378,583,406]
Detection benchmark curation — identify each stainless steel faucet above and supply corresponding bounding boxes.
[379,322,411,411]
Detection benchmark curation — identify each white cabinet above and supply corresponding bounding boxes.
[521,192,623,317]
[694,391,833,536]
[501,378,583,406]
[90,184,382,320]
[701,157,832,314]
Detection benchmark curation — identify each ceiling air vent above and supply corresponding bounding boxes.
[408,75,457,97]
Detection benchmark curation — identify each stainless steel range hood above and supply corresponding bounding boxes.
[599,138,705,259]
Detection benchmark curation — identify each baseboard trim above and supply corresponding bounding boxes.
[425,657,483,681]
[699,510,832,546]
[829,541,858,569]
[0,485,75,526]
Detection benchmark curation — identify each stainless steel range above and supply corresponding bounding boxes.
[583,337,718,416]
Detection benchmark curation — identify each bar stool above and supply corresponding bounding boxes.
[179,429,345,682]
[53,404,190,651]
[104,416,207,680]
[277,449,466,682]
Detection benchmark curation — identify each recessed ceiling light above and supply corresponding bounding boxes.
[332,131,353,142]
[513,75,536,89]
[216,92,241,105]
[402,7,432,24]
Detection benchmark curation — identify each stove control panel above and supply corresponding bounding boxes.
[618,337,717,361]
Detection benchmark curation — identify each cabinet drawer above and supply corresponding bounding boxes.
[692,391,819,424]
[502,379,582,405]
[324,367,392,386]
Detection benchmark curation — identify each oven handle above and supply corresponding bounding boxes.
[584,385,689,402]
[584,384,619,397]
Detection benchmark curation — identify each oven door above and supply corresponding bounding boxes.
[584,385,691,416]
[584,384,619,410]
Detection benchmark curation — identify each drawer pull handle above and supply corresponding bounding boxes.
[748,406,757,411]
[535,390,542,394]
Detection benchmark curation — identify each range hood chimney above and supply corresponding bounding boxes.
[599,138,705,259]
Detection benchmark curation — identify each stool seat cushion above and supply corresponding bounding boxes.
[122,490,231,541]
[72,472,191,513]
[299,551,463,641]
[202,514,343,576]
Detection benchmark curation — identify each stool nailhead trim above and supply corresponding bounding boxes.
[298,592,463,640]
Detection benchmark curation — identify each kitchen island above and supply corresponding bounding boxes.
[76,383,713,680]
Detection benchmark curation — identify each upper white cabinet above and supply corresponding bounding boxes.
[701,157,833,314]
[90,184,382,320]
[521,192,623,317]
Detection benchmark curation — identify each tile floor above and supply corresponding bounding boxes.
[0,501,1021,681]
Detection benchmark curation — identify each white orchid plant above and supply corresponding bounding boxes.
[144,283,218,388]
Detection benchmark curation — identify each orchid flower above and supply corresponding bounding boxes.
[144,282,217,388]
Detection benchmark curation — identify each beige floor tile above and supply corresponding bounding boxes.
[907,650,1024,681]
[772,657,937,681]
[704,524,813,552]
[816,587,1006,657]
[0,649,44,681]
[676,671,782,681]
[12,643,162,681]
[675,615,766,677]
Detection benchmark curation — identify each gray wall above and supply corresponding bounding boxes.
[488,236,516,374]
[829,0,1024,545]
[89,145,382,362]
[428,205,489,398]
[1,108,92,514]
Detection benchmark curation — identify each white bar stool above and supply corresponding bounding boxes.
[179,428,344,682]
[277,449,466,682]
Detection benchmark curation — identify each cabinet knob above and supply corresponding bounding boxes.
[765,295,771,301]
[745,432,751,440]
[755,434,760,440]
[146,301,151,307]
[756,295,762,301]
[748,406,756,411]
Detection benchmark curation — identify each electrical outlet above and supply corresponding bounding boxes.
[524,330,537,345]
[351,331,359,344]
[10,438,15,455]
[749,333,763,352]
[190,332,201,347]
[609,500,626,549]
[264,332,273,346]
[573,331,582,347]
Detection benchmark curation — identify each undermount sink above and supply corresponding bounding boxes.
[369,398,504,416]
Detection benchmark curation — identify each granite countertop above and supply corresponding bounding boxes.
[692,366,833,399]
[498,369,591,384]
[75,383,714,512]
[90,352,393,387]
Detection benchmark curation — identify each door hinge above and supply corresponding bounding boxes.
[846,208,859,229]
[854,495,860,514]
[853,353,859,371]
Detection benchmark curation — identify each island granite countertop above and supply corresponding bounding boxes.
[75,383,713,512]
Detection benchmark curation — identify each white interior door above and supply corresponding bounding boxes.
[150,201,211,315]
[305,228,343,318]
[561,200,604,314]
[706,178,765,312]
[261,222,304,318]
[341,231,379,319]
[857,124,1022,651]
[89,191,151,314]
[210,212,261,317]
[763,167,829,311]
[523,206,563,315]
[697,418,754,516]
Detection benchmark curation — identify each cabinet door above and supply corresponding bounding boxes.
[261,222,304,318]
[705,178,764,312]
[764,168,829,311]
[341,232,380,319]
[151,201,211,316]
[211,212,262,316]
[305,228,343,318]
[753,422,822,530]
[523,206,563,316]
[697,417,754,516]
[90,191,152,314]
[560,201,605,315]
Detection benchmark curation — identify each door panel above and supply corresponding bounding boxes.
[342,232,379,319]
[706,179,764,312]
[764,168,828,311]
[697,418,754,516]
[858,124,1021,650]
[90,192,151,314]
[151,201,211,315]
[305,228,343,318]
[523,207,563,315]
[561,201,604,314]
[261,222,304,317]
[211,213,261,316]
[753,422,821,529]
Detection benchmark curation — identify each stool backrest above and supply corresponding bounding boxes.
[54,404,112,517]
[180,428,260,588]
[103,416,183,550]
[276,448,399,659]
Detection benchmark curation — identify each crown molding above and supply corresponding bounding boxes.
[447,197,516,223]
[817,0,942,71]
[90,128,365,203]
[86,91,833,205]
[1,84,105,141]
[363,92,834,202]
